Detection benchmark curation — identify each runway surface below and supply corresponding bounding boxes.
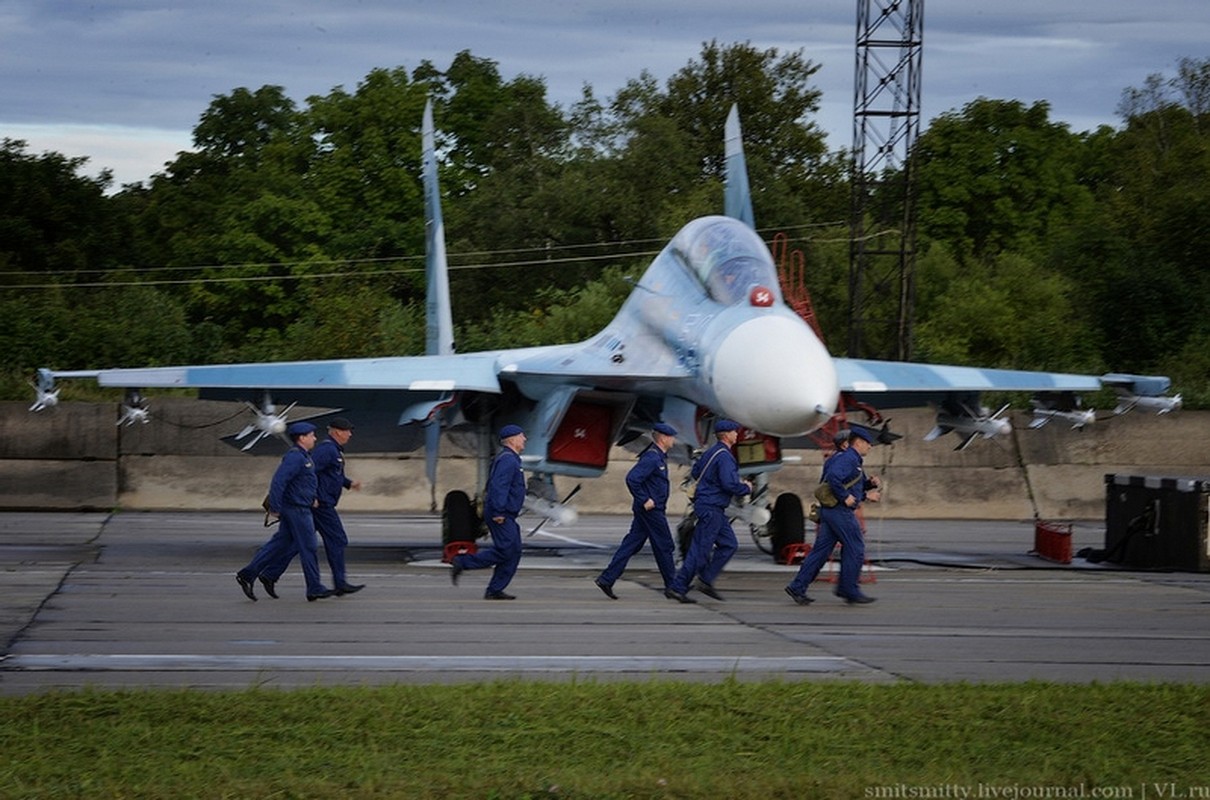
[3,510,1210,693]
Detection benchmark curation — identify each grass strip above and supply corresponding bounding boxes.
[2,680,1209,799]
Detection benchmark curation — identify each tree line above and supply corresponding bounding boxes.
[0,44,1207,406]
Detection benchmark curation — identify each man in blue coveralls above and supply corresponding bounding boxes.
[594,421,678,600]
[236,421,334,602]
[784,425,881,605]
[666,419,751,604]
[449,424,527,600]
[255,417,364,599]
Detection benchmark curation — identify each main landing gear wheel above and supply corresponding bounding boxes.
[768,492,805,558]
[441,490,478,546]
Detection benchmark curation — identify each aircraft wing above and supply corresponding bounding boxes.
[822,358,1176,449]
[78,354,504,393]
[833,357,1105,406]
[35,354,510,456]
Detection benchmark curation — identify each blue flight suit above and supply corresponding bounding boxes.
[670,440,750,594]
[260,437,355,588]
[457,444,526,596]
[598,443,676,590]
[787,445,872,600]
[238,443,327,597]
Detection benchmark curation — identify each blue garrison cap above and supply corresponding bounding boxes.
[714,419,741,433]
[498,423,524,440]
[652,422,677,437]
[287,421,316,438]
[848,425,874,444]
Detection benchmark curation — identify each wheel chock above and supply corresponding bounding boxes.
[443,541,477,563]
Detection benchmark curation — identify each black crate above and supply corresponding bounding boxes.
[1102,474,1210,571]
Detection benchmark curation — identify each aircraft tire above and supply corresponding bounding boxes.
[769,493,805,557]
[442,490,479,545]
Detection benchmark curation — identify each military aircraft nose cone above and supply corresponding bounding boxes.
[711,315,838,436]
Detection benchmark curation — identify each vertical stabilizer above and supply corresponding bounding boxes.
[422,99,455,357]
[422,99,454,503]
[723,104,755,229]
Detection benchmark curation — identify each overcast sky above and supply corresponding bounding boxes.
[3,0,1206,189]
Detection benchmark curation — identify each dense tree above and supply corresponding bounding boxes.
[192,86,301,165]
[913,98,1095,265]
[1059,59,1210,378]
[595,40,834,237]
[435,55,587,315]
[0,143,193,397]
[0,281,197,400]
[133,85,328,339]
[3,48,1208,409]
[229,281,426,363]
[454,266,636,352]
[912,250,1100,372]
[305,66,429,265]
[0,139,119,277]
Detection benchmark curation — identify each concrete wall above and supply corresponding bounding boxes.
[3,399,1208,519]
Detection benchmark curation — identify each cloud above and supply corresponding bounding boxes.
[3,123,192,189]
[1,0,1206,189]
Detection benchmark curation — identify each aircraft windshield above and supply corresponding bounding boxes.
[673,217,781,306]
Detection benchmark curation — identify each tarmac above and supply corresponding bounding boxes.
[3,510,1210,694]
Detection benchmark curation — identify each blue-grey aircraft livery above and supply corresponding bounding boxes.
[32,101,1178,548]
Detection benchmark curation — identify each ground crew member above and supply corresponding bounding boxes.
[236,421,333,602]
[667,419,751,603]
[594,421,678,599]
[256,417,364,598]
[449,424,527,600]
[785,426,881,605]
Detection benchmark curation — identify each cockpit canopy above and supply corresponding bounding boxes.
[671,216,783,306]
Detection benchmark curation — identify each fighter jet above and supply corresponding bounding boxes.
[32,101,1177,541]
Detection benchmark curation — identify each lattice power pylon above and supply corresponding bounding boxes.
[848,0,924,360]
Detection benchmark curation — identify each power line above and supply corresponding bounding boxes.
[0,250,662,290]
[0,221,851,291]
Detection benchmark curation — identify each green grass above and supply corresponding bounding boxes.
[3,681,1209,799]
